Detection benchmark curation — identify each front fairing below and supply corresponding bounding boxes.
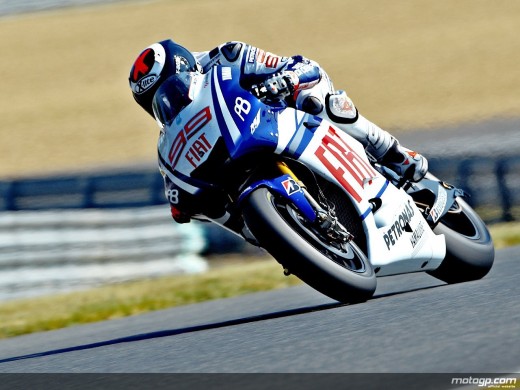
[157,66,283,183]
[208,66,282,159]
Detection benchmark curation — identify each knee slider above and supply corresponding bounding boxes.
[326,91,358,124]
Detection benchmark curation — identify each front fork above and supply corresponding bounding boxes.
[275,161,354,243]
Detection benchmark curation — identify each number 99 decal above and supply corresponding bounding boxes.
[168,106,212,168]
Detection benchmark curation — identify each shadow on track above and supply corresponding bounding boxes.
[0,283,446,364]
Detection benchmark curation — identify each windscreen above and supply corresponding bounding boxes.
[152,72,194,127]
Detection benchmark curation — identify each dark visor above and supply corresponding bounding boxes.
[152,73,193,127]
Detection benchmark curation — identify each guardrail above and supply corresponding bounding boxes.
[0,170,165,211]
[0,206,209,301]
[427,156,520,222]
[0,156,518,222]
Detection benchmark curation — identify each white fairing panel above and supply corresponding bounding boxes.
[367,183,446,275]
[295,120,446,276]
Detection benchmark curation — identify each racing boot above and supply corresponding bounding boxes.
[347,112,429,182]
[377,139,428,182]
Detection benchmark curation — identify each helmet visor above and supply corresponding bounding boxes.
[152,72,194,127]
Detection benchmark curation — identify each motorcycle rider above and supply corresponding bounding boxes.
[129,39,428,224]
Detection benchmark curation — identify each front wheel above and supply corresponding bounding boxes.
[428,197,495,283]
[242,187,376,303]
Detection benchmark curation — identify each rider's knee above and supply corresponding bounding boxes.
[325,90,359,124]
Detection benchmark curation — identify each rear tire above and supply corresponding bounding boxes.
[428,197,495,283]
[242,187,376,303]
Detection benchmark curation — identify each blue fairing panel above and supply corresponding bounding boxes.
[238,174,317,222]
[210,66,280,159]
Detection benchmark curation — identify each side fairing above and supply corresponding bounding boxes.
[289,120,446,274]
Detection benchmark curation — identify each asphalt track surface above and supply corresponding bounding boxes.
[0,245,518,378]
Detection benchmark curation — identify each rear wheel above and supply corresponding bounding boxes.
[428,197,495,283]
[243,187,376,303]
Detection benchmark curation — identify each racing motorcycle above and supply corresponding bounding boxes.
[155,65,495,303]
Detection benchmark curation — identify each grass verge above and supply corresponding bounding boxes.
[0,256,297,339]
[0,223,519,339]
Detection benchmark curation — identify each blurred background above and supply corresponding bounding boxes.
[0,0,518,300]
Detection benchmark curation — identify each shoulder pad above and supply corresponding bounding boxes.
[220,42,243,62]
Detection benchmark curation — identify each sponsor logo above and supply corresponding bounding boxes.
[429,187,447,223]
[292,62,313,76]
[256,49,266,63]
[246,46,281,68]
[247,47,257,63]
[131,48,154,82]
[383,200,415,250]
[134,74,158,94]
[130,43,165,94]
[410,220,425,248]
[184,133,213,168]
[282,177,301,196]
[315,126,378,203]
[264,54,280,68]
[250,110,261,134]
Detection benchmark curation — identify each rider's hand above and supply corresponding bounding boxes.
[258,71,299,102]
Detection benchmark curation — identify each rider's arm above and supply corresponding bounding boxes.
[196,42,321,100]
[283,55,322,92]
[239,45,322,100]
[256,57,322,103]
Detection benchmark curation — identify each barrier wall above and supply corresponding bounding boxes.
[0,156,518,222]
[0,206,209,301]
[427,156,520,222]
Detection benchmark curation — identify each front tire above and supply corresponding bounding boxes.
[242,187,376,303]
[428,197,495,283]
